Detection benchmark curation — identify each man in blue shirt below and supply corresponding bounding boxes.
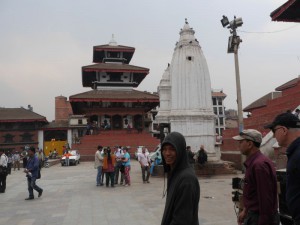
[24,147,43,200]
[265,112,300,225]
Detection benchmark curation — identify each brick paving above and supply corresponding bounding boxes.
[0,160,238,225]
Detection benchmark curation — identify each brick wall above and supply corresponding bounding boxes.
[55,96,73,122]
[221,78,300,169]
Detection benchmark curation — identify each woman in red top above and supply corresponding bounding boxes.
[102,147,116,188]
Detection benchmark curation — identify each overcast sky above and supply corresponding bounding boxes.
[1,0,299,121]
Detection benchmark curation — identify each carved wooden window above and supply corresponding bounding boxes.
[3,134,14,143]
[20,133,34,142]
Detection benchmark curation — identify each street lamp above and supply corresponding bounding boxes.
[221,15,244,133]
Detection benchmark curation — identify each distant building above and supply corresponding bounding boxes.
[212,90,226,135]
[0,106,48,153]
[225,109,238,129]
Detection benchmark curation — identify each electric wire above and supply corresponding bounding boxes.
[238,24,299,34]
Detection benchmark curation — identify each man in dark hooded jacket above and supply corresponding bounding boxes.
[161,132,200,225]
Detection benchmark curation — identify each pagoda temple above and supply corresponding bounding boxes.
[69,36,159,131]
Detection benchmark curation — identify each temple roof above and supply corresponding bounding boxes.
[82,63,149,73]
[93,44,135,51]
[0,108,48,123]
[69,89,159,102]
[270,0,300,22]
[243,92,282,112]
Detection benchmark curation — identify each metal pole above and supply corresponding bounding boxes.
[233,41,244,132]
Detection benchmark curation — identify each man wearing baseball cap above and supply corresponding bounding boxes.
[265,112,300,224]
[233,129,279,225]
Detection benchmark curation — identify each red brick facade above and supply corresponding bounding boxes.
[221,77,300,169]
[55,96,73,122]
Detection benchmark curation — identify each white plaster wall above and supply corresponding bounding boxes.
[67,129,72,148]
[38,130,44,150]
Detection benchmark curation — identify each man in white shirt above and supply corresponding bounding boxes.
[0,149,8,193]
[138,147,151,183]
[95,146,104,186]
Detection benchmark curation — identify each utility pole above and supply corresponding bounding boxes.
[221,15,244,132]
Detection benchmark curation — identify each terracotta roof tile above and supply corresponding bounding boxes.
[212,91,227,97]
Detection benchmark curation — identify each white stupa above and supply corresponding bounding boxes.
[156,19,219,161]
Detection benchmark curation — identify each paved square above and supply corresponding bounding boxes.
[0,160,238,225]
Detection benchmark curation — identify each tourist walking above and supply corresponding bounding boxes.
[95,145,103,186]
[24,147,43,200]
[160,132,200,225]
[0,149,8,193]
[138,147,151,183]
[265,112,300,224]
[233,129,279,225]
[122,147,131,186]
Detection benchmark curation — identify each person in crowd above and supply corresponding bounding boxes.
[6,151,12,175]
[21,149,28,168]
[138,146,151,183]
[0,149,8,193]
[102,147,116,187]
[233,129,279,225]
[196,145,207,166]
[265,112,300,224]
[186,146,195,165]
[150,151,162,176]
[62,146,67,155]
[101,148,107,184]
[12,151,21,171]
[53,149,57,158]
[63,150,72,166]
[122,147,131,186]
[114,146,124,185]
[95,145,103,186]
[24,147,43,200]
[49,150,53,159]
[36,149,44,170]
[160,132,200,225]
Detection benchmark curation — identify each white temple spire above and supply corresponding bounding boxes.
[156,20,219,161]
[109,34,118,46]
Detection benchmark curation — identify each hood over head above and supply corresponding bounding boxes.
[161,132,189,174]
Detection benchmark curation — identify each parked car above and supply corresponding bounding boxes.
[134,146,149,160]
[61,150,80,166]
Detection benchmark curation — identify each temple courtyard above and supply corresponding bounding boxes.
[0,160,239,225]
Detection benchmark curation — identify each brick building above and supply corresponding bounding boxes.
[221,76,300,169]
[0,107,48,153]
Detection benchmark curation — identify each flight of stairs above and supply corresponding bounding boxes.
[72,130,160,161]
